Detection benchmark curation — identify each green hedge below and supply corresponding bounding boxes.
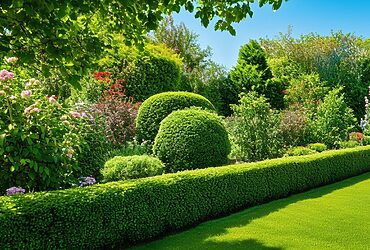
[1,146,370,249]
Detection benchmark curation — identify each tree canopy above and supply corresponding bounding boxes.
[0,0,284,86]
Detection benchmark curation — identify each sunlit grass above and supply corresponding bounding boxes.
[132,172,370,250]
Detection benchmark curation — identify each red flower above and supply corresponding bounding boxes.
[282,89,287,94]
[94,71,111,82]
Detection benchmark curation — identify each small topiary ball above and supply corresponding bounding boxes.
[101,155,164,182]
[153,108,231,172]
[135,91,215,142]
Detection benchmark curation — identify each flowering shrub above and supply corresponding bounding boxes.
[349,132,365,143]
[360,86,370,135]
[6,186,25,196]
[0,60,87,192]
[79,176,96,186]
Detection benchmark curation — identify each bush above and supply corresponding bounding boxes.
[135,91,215,142]
[309,87,356,148]
[153,108,230,172]
[99,40,183,102]
[101,155,164,182]
[307,143,327,152]
[0,64,87,192]
[226,92,283,162]
[280,109,309,147]
[1,146,370,249]
[285,146,317,156]
[338,141,360,149]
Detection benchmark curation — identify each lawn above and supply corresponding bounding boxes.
[132,172,370,250]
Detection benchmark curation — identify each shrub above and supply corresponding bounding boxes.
[280,109,309,147]
[0,64,87,192]
[309,87,356,148]
[338,141,360,149]
[307,143,327,152]
[135,91,215,142]
[1,146,370,249]
[101,155,164,182]
[153,108,230,172]
[285,146,317,156]
[362,136,370,146]
[226,92,283,162]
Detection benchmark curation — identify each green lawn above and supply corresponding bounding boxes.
[131,172,370,250]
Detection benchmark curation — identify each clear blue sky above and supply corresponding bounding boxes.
[173,0,370,70]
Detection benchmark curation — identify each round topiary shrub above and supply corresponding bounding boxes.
[153,108,231,172]
[101,155,164,182]
[135,91,216,142]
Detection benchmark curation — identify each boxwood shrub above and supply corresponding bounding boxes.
[1,146,370,249]
[135,91,215,142]
[153,108,230,172]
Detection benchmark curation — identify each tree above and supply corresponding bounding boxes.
[0,0,285,86]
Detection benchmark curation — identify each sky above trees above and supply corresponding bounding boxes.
[173,0,370,69]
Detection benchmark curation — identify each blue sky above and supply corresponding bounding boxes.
[173,0,370,69]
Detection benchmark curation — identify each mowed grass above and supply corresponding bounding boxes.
[131,172,370,250]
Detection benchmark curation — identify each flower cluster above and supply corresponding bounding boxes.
[361,86,370,133]
[6,186,26,196]
[79,176,96,186]
[0,69,14,81]
[94,71,111,82]
[4,57,18,63]
[349,132,364,143]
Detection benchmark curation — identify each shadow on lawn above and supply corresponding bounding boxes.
[130,172,370,250]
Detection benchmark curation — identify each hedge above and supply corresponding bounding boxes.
[1,146,370,249]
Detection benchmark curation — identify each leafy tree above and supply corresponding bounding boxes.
[0,0,285,86]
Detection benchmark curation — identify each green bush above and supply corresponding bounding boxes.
[226,92,283,162]
[2,146,370,249]
[338,141,360,149]
[309,87,357,148]
[153,108,230,172]
[135,91,215,142]
[285,146,317,156]
[101,155,164,182]
[307,143,327,152]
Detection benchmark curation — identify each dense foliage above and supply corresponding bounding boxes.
[1,146,370,249]
[153,108,230,172]
[101,155,164,182]
[227,92,283,162]
[135,91,215,142]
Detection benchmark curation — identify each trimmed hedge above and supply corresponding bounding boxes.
[153,108,230,172]
[1,146,370,249]
[135,91,215,142]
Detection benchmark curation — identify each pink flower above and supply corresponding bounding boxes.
[0,69,14,81]
[30,108,40,113]
[5,57,18,63]
[48,95,57,104]
[69,111,81,118]
[24,106,32,114]
[21,90,32,98]
[66,148,74,158]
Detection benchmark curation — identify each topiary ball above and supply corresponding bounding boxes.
[101,155,164,182]
[153,108,230,172]
[135,91,215,143]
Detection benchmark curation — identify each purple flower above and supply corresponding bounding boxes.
[0,69,14,81]
[6,186,26,196]
[79,176,96,186]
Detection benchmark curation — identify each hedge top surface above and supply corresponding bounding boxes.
[153,108,230,171]
[135,91,215,142]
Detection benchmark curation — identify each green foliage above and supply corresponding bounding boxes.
[227,92,283,162]
[338,141,360,149]
[101,155,164,182]
[135,91,215,142]
[284,73,329,112]
[285,146,317,156]
[0,65,87,192]
[229,40,285,109]
[1,146,370,249]
[153,109,230,172]
[307,143,327,152]
[0,1,285,88]
[99,41,183,102]
[309,87,357,148]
